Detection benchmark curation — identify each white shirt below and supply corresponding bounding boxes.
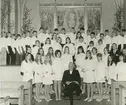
[116,62,126,81]
[59,34,67,44]
[66,32,76,44]
[21,61,34,82]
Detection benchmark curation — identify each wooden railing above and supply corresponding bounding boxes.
[111,79,126,105]
[0,79,33,105]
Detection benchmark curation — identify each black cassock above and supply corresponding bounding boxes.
[62,69,81,105]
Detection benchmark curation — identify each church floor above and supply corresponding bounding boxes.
[34,94,111,105]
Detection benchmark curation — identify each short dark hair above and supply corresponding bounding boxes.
[91,32,95,35]
[97,53,102,58]
[55,50,61,57]
[105,30,109,33]
[80,27,85,30]
[54,28,58,31]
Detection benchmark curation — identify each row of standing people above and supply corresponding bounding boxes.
[20,41,126,102]
[1,27,126,66]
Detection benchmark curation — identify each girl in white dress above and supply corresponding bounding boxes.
[63,37,75,56]
[91,47,98,93]
[75,46,85,92]
[34,53,44,102]
[43,38,52,55]
[43,55,53,101]
[61,46,73,70]
[92,47,98,62]
[52,50,64,100]
[46,47,55,64]
[116,55,126,81]
[53,37,62,53]
[83,50,96,102]
[94,53,107,101]
[102,47,109,94]
[20,53,34,82]
[107,55,116,101]
[46,47,55,94]
[37,48,45,62]
[32,40,41,59]
[75,31,82,45]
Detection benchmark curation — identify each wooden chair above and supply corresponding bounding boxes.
[0,79,32,105]
[111,79,126,105]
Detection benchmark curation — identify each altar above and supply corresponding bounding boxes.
[0,0,121,36]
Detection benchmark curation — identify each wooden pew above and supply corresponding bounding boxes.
[0,79,32,105]
[111,79,126,105]
[119,84,126,105]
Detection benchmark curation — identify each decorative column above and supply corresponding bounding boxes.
[20,0,27,33]
[84,0,88,34]
[10,0,15,34]
[15,0,18,35]
[54,0,57,29]
[100,5,103,32]
[124,0,126,29]
[0,0,1,37]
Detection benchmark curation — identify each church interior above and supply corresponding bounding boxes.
[0,0,126,105]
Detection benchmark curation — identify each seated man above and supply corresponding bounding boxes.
[62,62,82,105]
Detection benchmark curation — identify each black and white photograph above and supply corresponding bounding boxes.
[0,0,126,105]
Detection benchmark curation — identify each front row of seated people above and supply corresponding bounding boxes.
[20,48,126,104]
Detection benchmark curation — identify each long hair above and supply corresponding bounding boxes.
[38,48,44,56]
[47,47,54,58]
[76,31,82,39]
[45,37,51,44]
[85,50,92,60]
[24,53,32,63]
[35,53,43,64]
[107,55,114,66]
[44,55,52,65]
[77,46,85,54]
[64,46,70,54]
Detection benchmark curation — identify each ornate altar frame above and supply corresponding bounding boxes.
[39,0,102,32]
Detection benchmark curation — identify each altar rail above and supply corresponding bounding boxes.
[0,80,32,105]
[111,79,126,105]
[0,66,32,105]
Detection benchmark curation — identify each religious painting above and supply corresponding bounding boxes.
[57,8,67,30]
[39,7,54,31]
[57,7,84,31]
[87,7,101,31]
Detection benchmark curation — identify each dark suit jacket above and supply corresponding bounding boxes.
[62,69,81,85]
